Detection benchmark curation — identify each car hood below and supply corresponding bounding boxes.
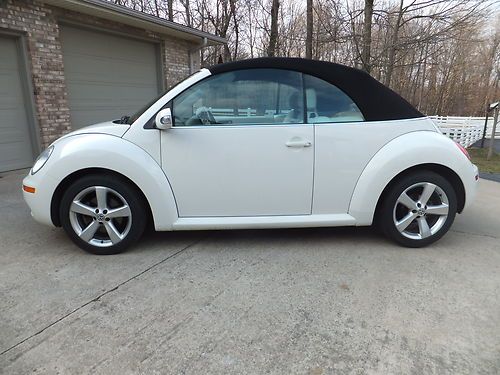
[59,120,130,140]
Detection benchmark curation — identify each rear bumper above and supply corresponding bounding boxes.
[462,163,479,212]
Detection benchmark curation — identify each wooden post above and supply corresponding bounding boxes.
[480,110,490,148]
[487,106,499,161]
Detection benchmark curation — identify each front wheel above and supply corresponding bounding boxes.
[60,175,147,255]
[378,171,457,247]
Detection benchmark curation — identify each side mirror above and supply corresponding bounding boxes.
[155,108,172,130]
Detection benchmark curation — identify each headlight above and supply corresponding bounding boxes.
[31,145,54,175]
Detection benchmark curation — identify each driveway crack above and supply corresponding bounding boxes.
[0,238,203,357]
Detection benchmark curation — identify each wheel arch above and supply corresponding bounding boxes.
[50,168,154,228]
[348,131,473,225]
[373,163,466,223]
[41,134,179,231]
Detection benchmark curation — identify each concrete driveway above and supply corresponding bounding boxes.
[0,170,499,374]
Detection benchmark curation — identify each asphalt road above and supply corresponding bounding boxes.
[0,170,499,374]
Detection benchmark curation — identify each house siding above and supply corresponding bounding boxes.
[0,0,200,147]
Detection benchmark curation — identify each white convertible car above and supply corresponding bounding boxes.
[23,58,478,254]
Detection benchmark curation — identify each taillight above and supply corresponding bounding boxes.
[455,142,471,160]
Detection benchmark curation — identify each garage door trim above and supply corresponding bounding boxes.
[0,29,41,160]
[58,19,165,93]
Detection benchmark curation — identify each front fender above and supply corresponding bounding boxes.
[349,131,478,225]
[26,134,178,231]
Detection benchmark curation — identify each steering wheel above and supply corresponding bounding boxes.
[195,106,216,125]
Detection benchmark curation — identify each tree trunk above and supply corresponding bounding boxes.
[306,0,313,59]
[153,0,160,17]
[230,0,239,60]
[483,32,500,109]
[268,0,280,57]
[248,2,254,58]
[361,0,373,73]
[385,0,404,87]
[167,0,174,21]
[417,43,429,111]
[184,0,191,27]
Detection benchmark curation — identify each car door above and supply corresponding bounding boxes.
[161,68,314,217]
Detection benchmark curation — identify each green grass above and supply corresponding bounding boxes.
[468,147,500,174]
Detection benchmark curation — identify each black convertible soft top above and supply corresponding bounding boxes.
[209,57,423,122]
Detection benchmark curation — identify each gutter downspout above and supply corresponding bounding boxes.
[189,37,208,74]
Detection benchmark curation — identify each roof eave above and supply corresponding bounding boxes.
[43,0,226,45]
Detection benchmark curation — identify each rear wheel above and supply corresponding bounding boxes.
[60,175,146,255]
[379,171,457,247]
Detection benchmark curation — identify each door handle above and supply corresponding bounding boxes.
[286,139,312,148]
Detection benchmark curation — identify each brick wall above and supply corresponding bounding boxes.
[164,38,193,89]
[0,0,199,147]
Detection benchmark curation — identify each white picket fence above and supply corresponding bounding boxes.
[429,115,499,148]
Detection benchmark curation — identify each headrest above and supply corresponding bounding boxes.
[306,88,316,110]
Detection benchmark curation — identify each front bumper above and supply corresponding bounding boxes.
[22,170,59,227]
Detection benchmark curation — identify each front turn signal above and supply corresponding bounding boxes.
[23,185,36,194]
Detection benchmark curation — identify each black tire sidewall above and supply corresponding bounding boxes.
[380,171,457,248]
[60,174,146,255]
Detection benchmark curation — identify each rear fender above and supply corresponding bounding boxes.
[349,131,476,225]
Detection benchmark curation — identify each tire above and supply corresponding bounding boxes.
[378,171,457,248]
[59,174,147,255]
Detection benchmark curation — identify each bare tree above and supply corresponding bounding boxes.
[179,0,192,26]
[268,0,280,57]
[167,0,174,21]
[305,0,313,59]
[107,0,500,117]
[201,0,237,62]
[384,0,404,86]
[361,0,373,73]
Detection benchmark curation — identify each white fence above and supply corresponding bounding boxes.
[429,115,499,148]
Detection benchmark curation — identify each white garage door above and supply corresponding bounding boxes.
[0,36,35,172]
[60,25,161,129]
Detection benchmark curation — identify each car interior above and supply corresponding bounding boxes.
[172,69,365,126]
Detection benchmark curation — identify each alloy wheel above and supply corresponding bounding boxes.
[69,186,132,247]
[392,182,449,240]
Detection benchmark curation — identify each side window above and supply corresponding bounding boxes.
[304,74,364,123]
[172,69,304,126]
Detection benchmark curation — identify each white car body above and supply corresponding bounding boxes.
[22,60,479,253]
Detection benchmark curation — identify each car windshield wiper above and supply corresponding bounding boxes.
[119,115,131,124]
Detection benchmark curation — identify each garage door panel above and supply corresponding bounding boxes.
[0,37,34,172]
[64,82,157,102]
[60,26,156,63]
[62,55,158,85]
[60,25,160,129]
[0,142,32,170]
[65,87,156,121]
[68,106,141,124]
